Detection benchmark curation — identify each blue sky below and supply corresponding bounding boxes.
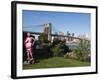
[22,10,90,37]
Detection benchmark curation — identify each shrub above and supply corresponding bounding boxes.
[35,44,52,59]
[64,53,69,58]
[51,42,69,57]
[50,44,63,56]
[73,40,90,61]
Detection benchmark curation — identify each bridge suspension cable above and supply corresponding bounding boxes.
[52,25,61,33]
[23,24,44,32]
[23,23,61,34]
[23,24,44,28]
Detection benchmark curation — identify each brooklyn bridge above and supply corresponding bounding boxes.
[23,23,90,43]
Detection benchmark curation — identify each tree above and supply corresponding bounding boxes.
[52,38,60,46]
[51,39,69,57]
[73,40,90,61]
[51,43,64,56]
[38,33,50,45]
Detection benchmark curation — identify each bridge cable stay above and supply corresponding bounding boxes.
[23,24,44,28]
[52,25,61,34]
[23,24,44,32]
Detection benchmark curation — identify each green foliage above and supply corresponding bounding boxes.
[36,45,52,59]
[51,43,64,56]
[52,38,61,46]
[51,39,69,57]
[36,33,52,59]
[38,33,50,45]
[73,40,90,61]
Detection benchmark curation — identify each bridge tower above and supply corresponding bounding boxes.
[43,23,52,41]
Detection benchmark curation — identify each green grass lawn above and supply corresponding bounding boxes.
[23,57,90,69]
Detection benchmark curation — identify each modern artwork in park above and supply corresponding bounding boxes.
[11,1,98,79]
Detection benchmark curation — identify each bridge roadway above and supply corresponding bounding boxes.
[23,31,89,41]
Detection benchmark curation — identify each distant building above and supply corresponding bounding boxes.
[78,34,90,43]
[71,33,75,41]
[78,34,86,39]
[58,32,65,41]
[54,32,58,39]
[66,31,75,43]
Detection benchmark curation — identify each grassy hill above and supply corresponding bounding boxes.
[23,57,90,69]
